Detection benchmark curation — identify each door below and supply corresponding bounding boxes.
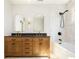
[15,37,23,56]
[39,37,50,56]
[5,37,17,56]
[5,37,23,57]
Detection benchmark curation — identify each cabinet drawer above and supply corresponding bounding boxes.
[5,37,23,42]
[15,52,23,56]
[23,42,32,46]
[23,51,32,56]
[23,38,32,42]
[23,47,32,51]
[5,52,16,56]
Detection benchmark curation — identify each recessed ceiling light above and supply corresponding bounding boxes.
[37,0,43,2]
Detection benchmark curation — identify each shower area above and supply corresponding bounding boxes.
[50,0,75,58]
[53,0,75,55]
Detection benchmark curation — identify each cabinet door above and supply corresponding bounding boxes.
[39,37,50,56]
[5,37,23,57]
[15,37,23,56]
[33,38,40,56]
[5,37,17,57]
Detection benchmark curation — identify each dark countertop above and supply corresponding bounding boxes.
[11,33,47,37]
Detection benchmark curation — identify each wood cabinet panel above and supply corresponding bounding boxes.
[5,37,16,56]
[15,38,23,56]
[23,37,32,42]
[5,37,23,56]
[23,51,33,56]
[39,37,50,56]
[33,38,40,56]
[4,36,50,57]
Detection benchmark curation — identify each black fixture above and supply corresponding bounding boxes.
[59,39,62,41]
[59,39,62,44]
[58,32,62,36]
[59,43,62,44]
[59,10,68,15]
[59,10,68,28]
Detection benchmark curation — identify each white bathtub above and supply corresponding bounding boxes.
[59,42,75,54]
[50,40,75,59]
[52,38,75,54]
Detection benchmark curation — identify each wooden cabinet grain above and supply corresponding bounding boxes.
[39,37,50,56]
[5,37,23,56]
[4,36,50,57]
[33,38,40,56]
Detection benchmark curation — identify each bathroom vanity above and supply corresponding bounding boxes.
[4,34,50,58]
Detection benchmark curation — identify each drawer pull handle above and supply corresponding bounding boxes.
[25,52,30,54]
[25,48,30,49]
[39,43,42,45]
[25,39,29,40]
[25,39,32,41]
[39,39,43,41]
[12,43,15,45]
[12,39,15,41]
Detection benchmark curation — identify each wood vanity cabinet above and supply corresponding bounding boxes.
[4,36,50,57]
[33,37,50,56]
[5,37,23,56]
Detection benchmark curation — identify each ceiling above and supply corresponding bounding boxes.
[9,0,70,5]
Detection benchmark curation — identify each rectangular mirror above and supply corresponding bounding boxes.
[33,16,44,33]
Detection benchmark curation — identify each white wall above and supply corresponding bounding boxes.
[4,0,13,36]
[60,0,75,53]
[12,4,66,40]
[64,0,75,44]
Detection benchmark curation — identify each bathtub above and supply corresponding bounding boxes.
[52,38,75,53]
[59,42,75,54]
[50,40,75,59]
